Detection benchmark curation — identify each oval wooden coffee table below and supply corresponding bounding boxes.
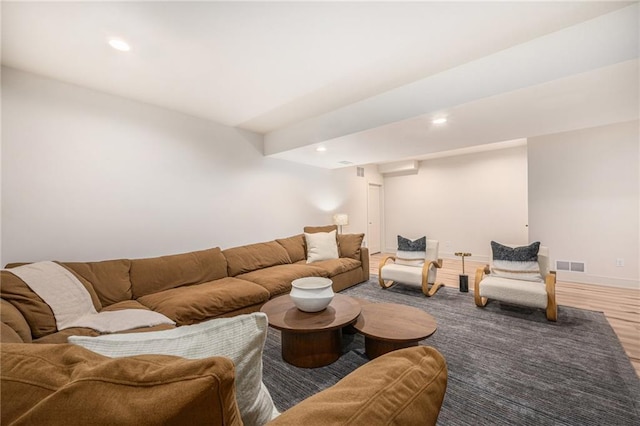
[260,294,361,368]
[353,302,437,359]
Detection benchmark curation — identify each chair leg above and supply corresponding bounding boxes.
[546,300,557,321]
[545,271,557,321]
[474,267,488,307]
[474,293,488,307]
[422,282,444,297]
[378,277,395,289]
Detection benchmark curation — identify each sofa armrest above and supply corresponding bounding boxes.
[267,346,447,426]
[360,246,370,281]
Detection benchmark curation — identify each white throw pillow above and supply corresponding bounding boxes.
[69,313,278,426]
[305,230,339,263]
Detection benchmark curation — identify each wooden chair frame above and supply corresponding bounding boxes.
[378,256,445,297]
[475,266,557,321]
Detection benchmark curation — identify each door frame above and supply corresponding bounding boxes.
[367,183,383,254]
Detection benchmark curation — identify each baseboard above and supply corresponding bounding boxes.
[556,273,639,290]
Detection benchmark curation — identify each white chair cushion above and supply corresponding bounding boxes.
[381,262,442,286]
[381,263,423,286]
[479,276,547,309]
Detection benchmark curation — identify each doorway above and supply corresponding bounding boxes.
[367,184,382,254]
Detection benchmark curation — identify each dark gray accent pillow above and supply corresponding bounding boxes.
[398,236,426,252]
[491,241,540,262]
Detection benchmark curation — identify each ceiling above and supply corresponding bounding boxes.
[2,1,638,169]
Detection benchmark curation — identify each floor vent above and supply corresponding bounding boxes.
[556,261,585,272]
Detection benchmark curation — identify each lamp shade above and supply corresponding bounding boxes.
[332,213,349,226]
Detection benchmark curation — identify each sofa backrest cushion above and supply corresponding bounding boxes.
[63,259,132,307]
[275,234,307,263]
[337,233,365,260]
[223,241,292,277]
[0,343,242,426]
[1,299,32,343]
[0,265,102,339]
[304,225,338,234]
[130,248,228,299]
[1,322,23,343]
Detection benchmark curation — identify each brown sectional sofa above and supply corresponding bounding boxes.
[1,229,449,425]
[1,231,369,342]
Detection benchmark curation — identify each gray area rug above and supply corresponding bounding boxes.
[262,278,640,425]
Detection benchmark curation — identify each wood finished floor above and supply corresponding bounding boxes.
[369,253,640,378]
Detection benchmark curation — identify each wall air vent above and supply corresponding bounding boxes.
[356,167,365,177]
[556,261,585,272]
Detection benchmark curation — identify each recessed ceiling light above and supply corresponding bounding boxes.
[316,146,327,152]
[432,117,447,125]
[108,38,131,52]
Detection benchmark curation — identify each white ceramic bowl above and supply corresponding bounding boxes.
[290,277,335,312]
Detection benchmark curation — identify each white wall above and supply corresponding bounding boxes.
[528,121,639,289]
[330,165,384,248]
[1,68,337,264]
[383,146,529,261]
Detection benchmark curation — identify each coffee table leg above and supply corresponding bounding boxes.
[365,337,418,359]
[281,329,342,368]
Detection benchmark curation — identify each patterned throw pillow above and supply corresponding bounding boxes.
[490,241,543,281]
[396,235,426,267]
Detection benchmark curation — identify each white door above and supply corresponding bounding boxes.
[367,184,382,254]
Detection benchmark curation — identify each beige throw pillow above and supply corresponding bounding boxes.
[305,230,339,263]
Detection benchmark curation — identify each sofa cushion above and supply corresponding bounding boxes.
[223,241,292,277]
[63,259,133,307]
[275,234,307,263]
[303,225,337,234]
[2,262,103,310]
[33,325,176,345]
[69,313,276,426]
[337,233,365,260]
[269,346,447,425]
[1,299,32,343]
[0,270,57,339]
[1,323,23,343]
[299,258,362,277]
[137,277,270,325]
[32,300,176,344]
[130,247,228,298]
[33,327,101,344]
[0,343,242,426]
[237,264,329,297]
[1,264,105,339]
[101,299,152,312]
